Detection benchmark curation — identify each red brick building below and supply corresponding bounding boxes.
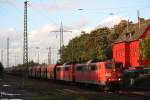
[113,20,150,68]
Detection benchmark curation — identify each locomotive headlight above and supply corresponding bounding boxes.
[118,78,121,81]
[108,78,111,81]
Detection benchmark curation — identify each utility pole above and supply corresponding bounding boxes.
[127,19,129,32]
[137,10,141,34]
[23,0,28,67]
[60,21,63,48]
[1,49,3,64]
[48,47,51,64]
[37,51,39,64]
[14,53,17,66]
[7,38,9,68]
[51,21,72,56]
[35,47,40,64]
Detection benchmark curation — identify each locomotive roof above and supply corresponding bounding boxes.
[57,64,72,68]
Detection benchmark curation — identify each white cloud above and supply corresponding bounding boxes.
[0,0,18,6]
[28,19,91,64]
[82,27,94,33]
[0,28,22,48]
[0,18,92,66]
[29,24,58,47]
[70,19,90,30]
[96,15,128,28]
[28,24,60,64]
[0,27,23,67]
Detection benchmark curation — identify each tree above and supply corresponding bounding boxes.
[113,20,129,35]
[0,62,4,75]
[59,27,113,63]
[140,34,150,60]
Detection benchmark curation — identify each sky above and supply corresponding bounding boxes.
[0,0,150,67]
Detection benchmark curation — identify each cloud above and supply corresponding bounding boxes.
[0,18,91,66]
[28,24,59,64]
[28,19,91,63]
[0,27,23,67]
[29,24,58,47]
[70,19,90,30]
[96,15,128,28]
[82,27,94,33]
[0,0,18,6]
[0,28,22,48]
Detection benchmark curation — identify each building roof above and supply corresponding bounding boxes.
[115,19,150,43]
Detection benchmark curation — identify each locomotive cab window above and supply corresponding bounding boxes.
[115,62,123,69]
[76,66,83,71]
[89,65,98,71]
[82,65,88,71]
[64,67,69,71]
[56,67,61,71]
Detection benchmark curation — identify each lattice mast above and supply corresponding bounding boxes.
[23,0,28,66]
[52,21,72,56]
[48,47,51,64]
[7,38,9,68]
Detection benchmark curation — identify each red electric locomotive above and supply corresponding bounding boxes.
[55,61,122,90]
[106,62,124,90]
[75,61,113,86]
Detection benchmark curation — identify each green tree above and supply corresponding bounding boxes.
[0,62,4,75]
[141,34,150,60]
[113,20,129,35]
[59,27,113,63]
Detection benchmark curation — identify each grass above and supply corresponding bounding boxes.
[16,77,89,100]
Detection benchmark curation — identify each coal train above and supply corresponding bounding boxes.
[6,61,125,91]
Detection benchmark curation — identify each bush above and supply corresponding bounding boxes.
[0,62,4,75]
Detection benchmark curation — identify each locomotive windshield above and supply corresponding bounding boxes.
[106,63,112,69]
[89,64,98,71]
[115,62,123,69]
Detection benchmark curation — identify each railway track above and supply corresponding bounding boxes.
[54,84,150,100]
[1,75,150,100]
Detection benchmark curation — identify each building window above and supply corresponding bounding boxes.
[119,49,123,57]
[122,49,124,56]
[116,51,118,58]
[118,50,120,57]
[116,49,124,58]
[133,48,136,56]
